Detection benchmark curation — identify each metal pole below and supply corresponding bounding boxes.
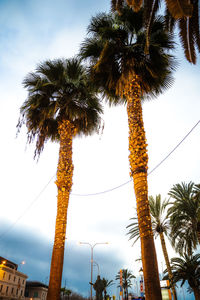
[79,242,108,300]
[91,246,93,300]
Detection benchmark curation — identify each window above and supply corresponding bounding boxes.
[6,286,8,294]
[21,290,23,296]
[14,276,16,282]
[22,279,24,285]
[18,278,20,283]
[9,274,11,280]
[3,272,5,279]
[11,288,14,294]
[16,289,18,295]
[0,285,3,292]
[33,291,38,298]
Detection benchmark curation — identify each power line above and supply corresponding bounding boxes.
[0,174,56,240]
[0,119,199,239]
[72,119,200,196]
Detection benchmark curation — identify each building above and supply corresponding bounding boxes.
[0,256,28,299]
[25,281,48,300]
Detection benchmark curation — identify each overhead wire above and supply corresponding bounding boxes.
[0,119,199,239]
[72,119,200,196]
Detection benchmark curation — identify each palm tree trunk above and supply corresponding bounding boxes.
[159,232,177,300]
[47,120,74,300]
[124,75,162,300]
[193,286,200,300]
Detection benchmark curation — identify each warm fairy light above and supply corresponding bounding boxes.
[54,120,76,249]
[119,74,153,238]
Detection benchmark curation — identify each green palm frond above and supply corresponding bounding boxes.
[80,6,176,102]
[168,182,200,256]
[127,195,170,242]
[165,0,193,19]
[163,254,200,291]
[17,58,103,158]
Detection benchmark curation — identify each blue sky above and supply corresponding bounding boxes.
[0,1,199,299]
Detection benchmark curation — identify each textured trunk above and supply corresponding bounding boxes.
[197,221,200,244]
[159,232,177,300]
[193,286,200,300]
[124,75,162,300]
[47,120,74,300]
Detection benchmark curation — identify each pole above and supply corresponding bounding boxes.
[91,246,93,300]
[79,242,108,300]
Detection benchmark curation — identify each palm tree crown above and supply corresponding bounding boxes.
[168,181,200,256]
[111,0,200,64]
[116,269,135,300]
[163,254,200,300]
[17,58,102,157]
[80,6,175,101]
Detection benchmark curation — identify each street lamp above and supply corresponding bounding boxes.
[79,242,108,300]
[93,261,100,276]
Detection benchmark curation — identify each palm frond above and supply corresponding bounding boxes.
[165,0,193,19]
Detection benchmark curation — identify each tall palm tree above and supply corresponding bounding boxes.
[168,182,200,256]
[163,254,200,300]
[116,269,135,300]
[80,6,175,300]
[111,0,200,64]
[127,195,177,300]
[17,58,102,300]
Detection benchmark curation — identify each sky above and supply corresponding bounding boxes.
[0,0,199,299]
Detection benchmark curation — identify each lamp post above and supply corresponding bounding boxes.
[79,242,108,300]
[93,261,100,276]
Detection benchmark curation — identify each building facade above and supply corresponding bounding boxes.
[0,256,28,300]
[25,281,48,300]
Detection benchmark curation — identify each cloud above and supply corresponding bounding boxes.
[0,220,125,296]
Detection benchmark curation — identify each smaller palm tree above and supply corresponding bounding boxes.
[17,57,103,300]
[116,269,135,300]
[168,182,200,256]
[163,254,200,300]
[127,195,177,300]
[102,278,114,300]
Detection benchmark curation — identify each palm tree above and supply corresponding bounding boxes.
[17,58,102,300]
[127,195,177,300]
[80,6,175,300]
[111,0,200,64]
[163,254,200,300]
[102,278,114,300]
[116,269,135,300]
[168,182,200,256]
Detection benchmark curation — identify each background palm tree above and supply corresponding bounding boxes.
[127,195,177,300]
[17,58,102,300]
[102,278,114,300]
[116,269,135,300]
[163,254,200,300]
[168,181,200,256]
[80,6,175,299]
[111,0,200,64]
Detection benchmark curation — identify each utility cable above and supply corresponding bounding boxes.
[72,119,200,196]
[0,174,56,240]
[0,119,199,239]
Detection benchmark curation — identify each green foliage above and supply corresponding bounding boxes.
[163,254,200,293]
[17,57,103,158]
[115,269,135,290]
[111,0,200,64]
[168,182,200,256]
[80,5,176,103]
[127,194,170,243]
